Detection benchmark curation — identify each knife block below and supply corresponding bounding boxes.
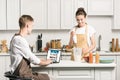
[37,39,42,52]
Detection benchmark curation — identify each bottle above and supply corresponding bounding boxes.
[37,34,42,52]
[115,38,119,52]
[89,52,93,63]
[112,38,115,52]
[95,52,99,64]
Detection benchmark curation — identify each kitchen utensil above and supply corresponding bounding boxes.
[73,47,82,62]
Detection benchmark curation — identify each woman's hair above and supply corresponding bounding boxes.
[76,7,87,17]
[19,15,34,29]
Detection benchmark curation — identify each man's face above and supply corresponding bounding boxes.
[26,21,33,35]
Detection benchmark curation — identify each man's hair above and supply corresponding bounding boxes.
[19,15,34,29]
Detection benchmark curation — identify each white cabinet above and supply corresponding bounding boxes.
[7,0,20,30]
[0,56,6,80]
[48,0,60,29]
[61,0,74,29]
[95,68,115,80]
[21,0,47,29]
[100,55,117,80]
[61,0,87,29]
[0,55,10,80]
[117,56,120,80]
[0,0,6,30]
[0,0,20,30]
[21,0,60,29]
[88,0,113,15]
[113,0,120,29]
[53,68,94,80]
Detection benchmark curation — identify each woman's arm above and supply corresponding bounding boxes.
[83,34,96,54]
[69,31,75,47]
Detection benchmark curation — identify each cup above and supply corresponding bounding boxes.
[73,47,82,62]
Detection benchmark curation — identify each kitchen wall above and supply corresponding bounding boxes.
[0,16,120,51]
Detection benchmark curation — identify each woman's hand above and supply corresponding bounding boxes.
[82,48,89,54]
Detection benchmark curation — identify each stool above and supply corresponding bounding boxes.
[4,71,32,80]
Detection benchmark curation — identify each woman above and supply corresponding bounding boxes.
[10,15,53,80]
[69,7,96,59]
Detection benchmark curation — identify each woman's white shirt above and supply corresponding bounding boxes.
[70,25,96,47]
[10,35,41,73]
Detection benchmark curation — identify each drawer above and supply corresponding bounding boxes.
[53,68,94,76]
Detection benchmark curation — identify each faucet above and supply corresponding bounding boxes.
[96,35,102,51]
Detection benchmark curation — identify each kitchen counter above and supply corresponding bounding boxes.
[0,52,71,56]
[1,51,120,56]
[31,60,116,68]
[0,53,116,80]
[32,60,116,80]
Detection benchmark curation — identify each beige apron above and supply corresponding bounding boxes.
[13,57,50,80]
[71,25,89,60]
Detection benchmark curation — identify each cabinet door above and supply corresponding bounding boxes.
[113,0,120,29]
[48,0,60,29]
[99,55,116,80]
[5,56,10,73]
[21,0,47,29]
[88,0,113,15]
[0,56,6,80]
[61,0,74,29]
[0,0,6,30]
[95,68,115,80]
[117,56,120,80]
[7,0,20,30]
[53,68,94,80]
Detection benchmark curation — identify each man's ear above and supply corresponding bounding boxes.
[26,24,29,28]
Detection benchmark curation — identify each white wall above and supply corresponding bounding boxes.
[0,16,120,52]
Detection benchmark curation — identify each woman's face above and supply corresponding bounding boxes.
[76,15,86,27]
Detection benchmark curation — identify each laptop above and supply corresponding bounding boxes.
[47,49,61,63]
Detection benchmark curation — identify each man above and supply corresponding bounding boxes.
[10,15,52,80]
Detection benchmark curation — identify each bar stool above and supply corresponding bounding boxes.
[4,71,32,80]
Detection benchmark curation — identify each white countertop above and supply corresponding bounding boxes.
[31,60,116,68]
[1,51,120,56]
[0,52,71,56]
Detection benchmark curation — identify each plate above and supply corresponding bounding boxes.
[99,58,114,63]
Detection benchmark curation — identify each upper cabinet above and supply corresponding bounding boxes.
[21,0,47,29]
[61,0,74,29]
[0,0,114,30]
[48,0,60,29]
[0,0,6,30]
[0,0,20,30]
[61,0,87,29]
[88,0,113,16]
[113,0,120,29]
[21,0,60,29]
[7,0,20,30]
